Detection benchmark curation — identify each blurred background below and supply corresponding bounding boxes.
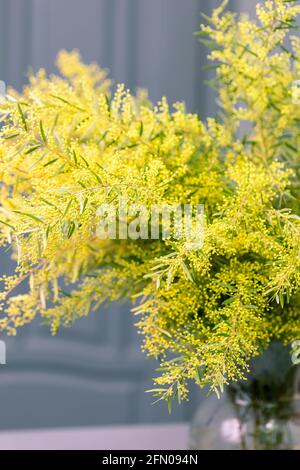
[0,0,254,431]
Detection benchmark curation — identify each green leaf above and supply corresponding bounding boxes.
[200,39,218,50]
[176,383,181,404]
[25,144,42,155]
[50,94,86,112]
[67,221,76,239]
[167,396,172,415]
[90,169,102,184]
[80,197,88,215]
[200,12,213,25]
[17,104,28,131]
[60,289,72,298]
[105,95,111,114]
[202,63,219,72]
[139,122,143,136]
[0,219,15,231]
[44,158,59,167]
[181,260,195,283]
[72,150,78,166]
[195,366,203,385]
[195,30,211,38]
[156,326,172,338]
[13,210,44,224]
[79,154,89,168]
[46,225,51,238]
[40,198,59,211]
[63,199,73,217]
[39,120,47,143]
[237,43,258,58]
[4,133,20,140]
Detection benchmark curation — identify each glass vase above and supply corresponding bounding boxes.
[190,343,300,450]
[189,391,300,450]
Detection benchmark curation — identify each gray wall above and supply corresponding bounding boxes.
[0,0,251,430]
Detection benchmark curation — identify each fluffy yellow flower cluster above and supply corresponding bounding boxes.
[0,0,300,404]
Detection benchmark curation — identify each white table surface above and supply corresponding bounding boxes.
[0,423,189,450]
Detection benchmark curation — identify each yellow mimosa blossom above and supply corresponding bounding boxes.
[1,1,300,404]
